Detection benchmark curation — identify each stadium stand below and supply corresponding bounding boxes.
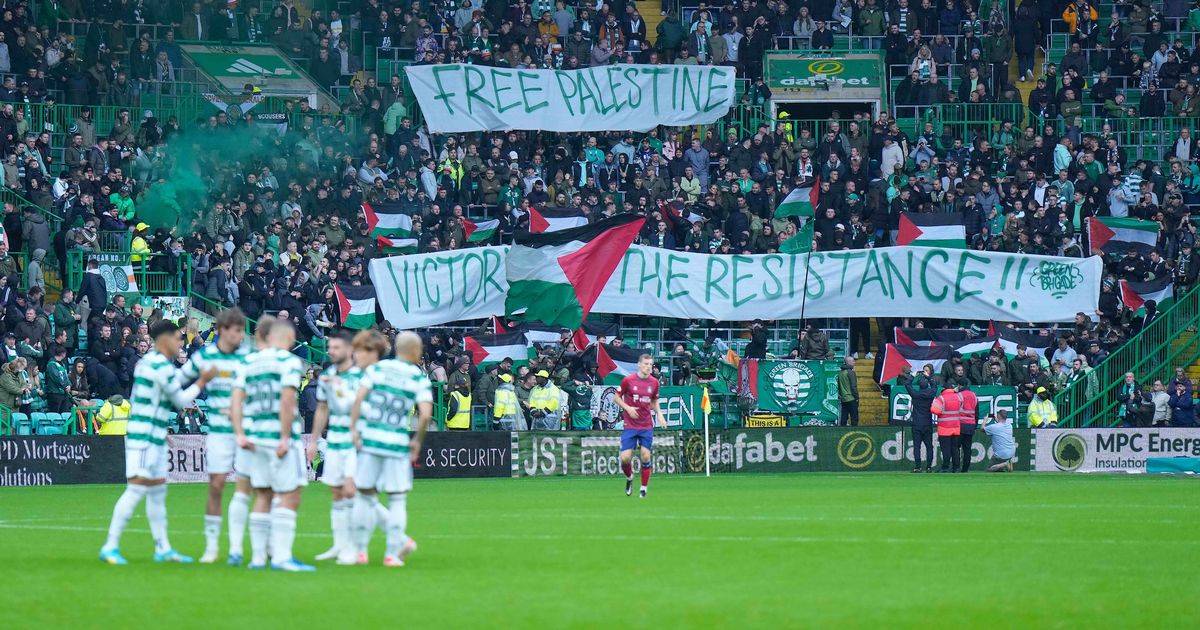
[0,0,1196,439]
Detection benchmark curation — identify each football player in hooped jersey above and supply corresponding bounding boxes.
[616,354,666,498]
[309,330,363,564]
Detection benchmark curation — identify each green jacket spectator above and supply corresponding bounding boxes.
[837,362,858,403]
[0,363,25,409]
[45,359,69,396]
[53,295,80,351]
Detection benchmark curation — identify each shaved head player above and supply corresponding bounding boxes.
[616,354,666,498]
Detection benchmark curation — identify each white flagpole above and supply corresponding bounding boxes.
[704,387,711,477]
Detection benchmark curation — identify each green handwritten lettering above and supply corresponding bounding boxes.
[666,254,690,300]
[430,64,460,115]
[955,251,989,303]
[421,258,441,307]
[705,256,730,303]
[622,67,643,108]
[857,249,888,298]
[826,251,866,293]
[732,255,757,307]
[703,67,730,113]
[619,248,645,293]
[482,248,506,297]
[463,65,492,114]
[920,249,951,301]
[639,251,662,297]
[882,250,914,298]
[761,255,784,299]
[517,71,548,112]
[553,71,577,115]
[490,68,519,113]
[461,253,483,306]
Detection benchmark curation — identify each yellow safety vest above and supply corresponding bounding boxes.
[447,390,471,430]
[96,400,131,435]
[494,387,517,419]
[130,236,149,262]
[529,384,561,412]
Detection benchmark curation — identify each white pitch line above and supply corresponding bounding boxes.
[1,522,1197,547]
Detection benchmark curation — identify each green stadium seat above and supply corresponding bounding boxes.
[12,412,31,435]
[34,413,68,435]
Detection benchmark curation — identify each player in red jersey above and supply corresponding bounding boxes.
[616,354,666,498]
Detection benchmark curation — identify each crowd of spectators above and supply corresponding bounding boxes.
[0,0,1193,429]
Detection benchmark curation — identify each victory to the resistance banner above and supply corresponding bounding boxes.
[406,64,737,132]
[369,245,1101,327]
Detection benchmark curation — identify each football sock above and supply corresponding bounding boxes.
[640,465,652,489]
[203,514,221,555]
[353,494,379,553]
[103,484,147,550]
[331,498,353,553]
[249,512,271,565]
[145,485,171,553]
[270,507,297,564]
[384,493,408,558]
[621,461,633,479]
[227,491,250,557]
[374,500,390,532]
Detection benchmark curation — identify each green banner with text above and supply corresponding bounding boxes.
[754,360,840,423]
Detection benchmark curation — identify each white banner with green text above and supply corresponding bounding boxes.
[368,246,1102,327]
[405,63,737,132]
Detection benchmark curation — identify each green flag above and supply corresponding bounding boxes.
[779,220,813,253]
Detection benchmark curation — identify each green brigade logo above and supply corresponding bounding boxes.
[837,431,875,470]
[1051,432,1087,471]
[767,362,816,411]
[1029,261,1085,299]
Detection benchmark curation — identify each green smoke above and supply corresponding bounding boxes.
[135,121,323,232]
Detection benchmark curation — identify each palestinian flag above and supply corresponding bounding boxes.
[1119,277,1173,312]
[949,335,1000,358]
[528,206,589,233]
[879,344,955,384]
[775,177,819,219]
[990,324,1052,359]
[571,320,621,350]
[779,219,814,254]
[362,201,415,238]
[893,212,966,248]
[519,323,569,347]
[1087,216,1159,255]
[463,332,530,367]
[505,213,645,329]
[376,235,418,253]
[334,284,376,329]
[596,342,642,384]
[463,218,499,243]
[893,327,973,347]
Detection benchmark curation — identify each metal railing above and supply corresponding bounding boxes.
[190,291,331,365]
[65,250,191,297]
[55,20,179,44]
[1054,284,1200,427]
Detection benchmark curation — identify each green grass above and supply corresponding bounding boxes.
[1,474,1197,627]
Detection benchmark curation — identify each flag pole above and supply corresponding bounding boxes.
[797,223,813,324]
[702,386,711,477]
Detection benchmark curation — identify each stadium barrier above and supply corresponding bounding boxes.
[17,428,1200,484]
[0,435,126,486]
[1033,428,1200,474]
[164,432,511,483]
[513,427,1034,476]
[888,386,1023,426]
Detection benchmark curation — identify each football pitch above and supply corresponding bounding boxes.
[1,474,1196,628]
